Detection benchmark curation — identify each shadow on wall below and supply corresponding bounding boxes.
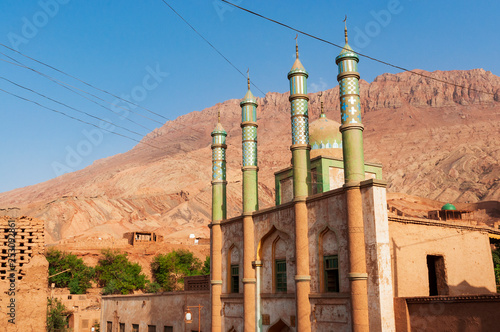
[449,280,495,296]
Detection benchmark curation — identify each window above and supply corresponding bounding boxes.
[120,323,125,332]
[427,255,448,296]
[107,322,113,332]
[230,265,239,293]
[148,325,156,332]
[324,255,339,292]
[164,326,173,332]
[275,259,287,292]
[132,324,139,332]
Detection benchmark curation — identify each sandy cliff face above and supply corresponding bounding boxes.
[0,69,498,243]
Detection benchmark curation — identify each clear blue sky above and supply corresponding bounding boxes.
[0,0,498,193]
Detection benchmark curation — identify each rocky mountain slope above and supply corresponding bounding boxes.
[0,69,499,243]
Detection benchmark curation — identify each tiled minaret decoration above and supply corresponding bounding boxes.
[210,111,227,332]
[288,37,312,332]
[241,74,258,331]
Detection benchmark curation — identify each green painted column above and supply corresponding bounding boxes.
[288,43,312,198]
[241,76,259,213]
[211,114,227,221]
[336,29,365,182]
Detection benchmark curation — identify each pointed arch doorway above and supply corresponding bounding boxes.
[268,319,291,332]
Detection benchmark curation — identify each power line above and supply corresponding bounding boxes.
[221,0,496,97]
[0,43,170,121]
[0,87,164,151]
[0,76,144,138]
[158,0,267,97]
[0,55,156,132]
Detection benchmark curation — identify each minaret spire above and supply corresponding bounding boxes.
[247,68,251,90]
[344,15,348,44]
[295,34,299,58]
[319,91,325,118]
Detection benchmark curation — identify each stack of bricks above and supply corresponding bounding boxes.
[0,216,44,281]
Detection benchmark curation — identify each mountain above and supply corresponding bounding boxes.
[0,69,499,244]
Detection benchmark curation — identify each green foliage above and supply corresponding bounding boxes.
[47,298,69,332]
[202,256,210,275]
[95,249,148,295]
[46,249,95,294]
[151,250,203,291]
[492,245,500,293]
[144,281,162,293]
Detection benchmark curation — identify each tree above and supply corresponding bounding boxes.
[202,256,210,275]
[95,249,148,295]
[151,250,203,291]
[492,245,500,293]
[46,249,95,294]
[47,298,69,332]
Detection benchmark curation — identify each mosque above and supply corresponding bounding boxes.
[207,27,500,332]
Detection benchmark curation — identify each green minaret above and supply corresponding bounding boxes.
[336,22,365,182]
[211,110,227,221]
[288,37,312,332]
[241,73,258,331]
[288,38,312,197]
[241,74,259,212]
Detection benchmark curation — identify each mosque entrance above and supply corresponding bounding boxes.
[268,319,291,332]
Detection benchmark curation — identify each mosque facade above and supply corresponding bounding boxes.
[208,28,499,332]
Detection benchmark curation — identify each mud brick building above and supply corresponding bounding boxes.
[0,216,47,332]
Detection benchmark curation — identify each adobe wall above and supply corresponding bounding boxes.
[389,217,497,297]
[394,295,500,332]
[0,216,48,332]
[101,291,210,332]
[53,288,101,332]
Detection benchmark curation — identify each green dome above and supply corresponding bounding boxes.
[310,115,342,150]
[441,203,457,211]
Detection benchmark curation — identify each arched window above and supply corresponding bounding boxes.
[273,236,287,293]
[227,245,240,293]
[319,228,339,292]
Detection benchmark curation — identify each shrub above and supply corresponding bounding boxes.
[95,249,148,295]
[151,250,203,291]
[47,298,69,332]
[46,249,94,294]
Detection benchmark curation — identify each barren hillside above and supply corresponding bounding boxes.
[0,69,498,243]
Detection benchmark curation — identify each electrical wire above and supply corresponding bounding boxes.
[158,0,267,97]
[0,76,144,138]
[0,55,155,131]
[0,43,170,121]
[0,87,163,150]
[221,0,496,97]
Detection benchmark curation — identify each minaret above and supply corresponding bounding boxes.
[240,73,258,331]
[335,20,370,332]
[210,110,227,332]
[287,37,312,332]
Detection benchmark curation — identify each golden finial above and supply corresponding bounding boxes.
[295,34,299,58]
[319,92,325,117]
[217,109,221,123]
[247,68,250,90]
[344,15,348,44]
